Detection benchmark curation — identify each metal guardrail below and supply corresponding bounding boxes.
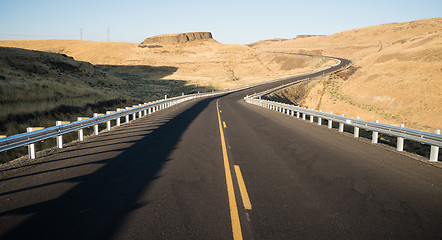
[0,90,230,158]
[245,94,441,162]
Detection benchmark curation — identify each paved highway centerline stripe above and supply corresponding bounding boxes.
[223,121,227,128]
[216,99,243,240]
[234,165,252,210]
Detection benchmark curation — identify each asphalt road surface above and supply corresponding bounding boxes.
[1,57,442,240]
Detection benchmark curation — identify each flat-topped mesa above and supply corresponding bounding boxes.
[139,32,213,47]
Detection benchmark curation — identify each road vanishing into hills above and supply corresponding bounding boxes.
[1,56,442,240]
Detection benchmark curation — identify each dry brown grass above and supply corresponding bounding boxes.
[251,17,442,132]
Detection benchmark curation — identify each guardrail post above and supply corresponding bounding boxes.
[302,109,306,120]
[148,107,152,114]
[143,104,148,116]
[26,127,43,159]
[116,109,122,126]
[328,112,333,129]
[397,124,405,151]
[296,111,300,118]
[132,106,137,120]
[372,120,379,143]
[137,104,142,118]
[310,111,314,123]
[106,111,114,130]
[354,117,360,138]
[56,121,63,148]
[125,107,130,123]
[93,113,99,135]
[77,117,88,141]
[430,129,440,162]
[339,114,344,132]
[55,121,66,148]
[27,127,36,159]
[318,110,322,125]
[291,109,294,117]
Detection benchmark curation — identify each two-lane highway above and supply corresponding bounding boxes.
[217,90,442,239]
[1,57,442,239]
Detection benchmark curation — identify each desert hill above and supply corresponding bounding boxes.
[252,17,442,131]
[0,38,333,90]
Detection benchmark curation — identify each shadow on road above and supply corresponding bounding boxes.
[0,96,217,240]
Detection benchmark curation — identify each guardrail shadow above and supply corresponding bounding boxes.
[0,96,217,240]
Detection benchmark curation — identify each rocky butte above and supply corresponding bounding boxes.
[139,32,213,47]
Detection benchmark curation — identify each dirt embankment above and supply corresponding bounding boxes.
[252,17,442,132]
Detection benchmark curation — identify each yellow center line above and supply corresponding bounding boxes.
[223,121,227,128]
[234,165,252,210]
[216,99,243,240]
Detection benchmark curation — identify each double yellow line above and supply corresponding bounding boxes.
[216,99,252,240]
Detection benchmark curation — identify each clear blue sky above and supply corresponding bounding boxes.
[0,0,440,44]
